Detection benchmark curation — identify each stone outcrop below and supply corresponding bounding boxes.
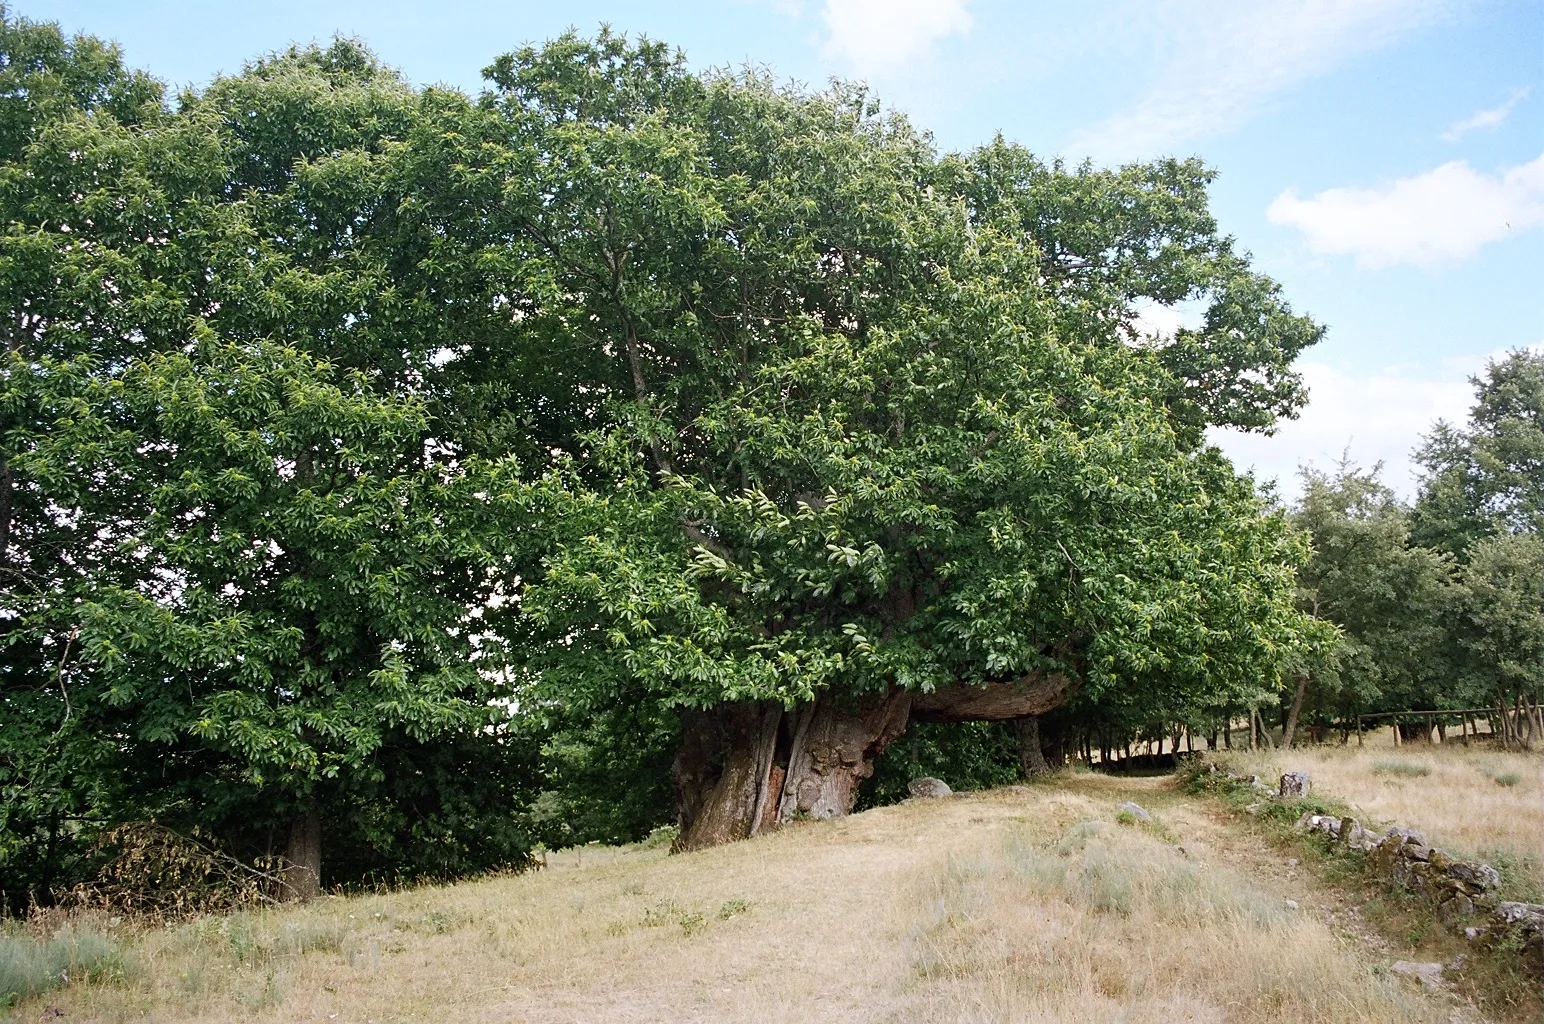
[907,777,952,798]
[1292,816,1502,926]
[1115,801,1153,823]
[1489,902,1544,964]
[1389,960,1444,989]
[1278,771,1310,798]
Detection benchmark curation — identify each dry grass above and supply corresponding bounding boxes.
[9,773,1478,1023]
[1225,729,1543,894]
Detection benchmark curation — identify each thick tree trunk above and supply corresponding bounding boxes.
[672,674,1077,852]
[775,692,912,824]
[283,810,322,901]
[1281,674,1309,749]
[672,702,783,852]
[1014,715,1050,778]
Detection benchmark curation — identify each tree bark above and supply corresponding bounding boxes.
[1281,674,1309,749]
[283,810,322,901]
[672,702,783,852]
[775,691,912,825]
[672,674,1077,852]
[910,673,1076,722]
[1013,716,1050,778]
[0,456,12,571]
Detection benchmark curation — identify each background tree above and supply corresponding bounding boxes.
[1412,351,1544,744]
[0,20,541,905]
[1413,350,1544,556]
[1286,462,1455,742]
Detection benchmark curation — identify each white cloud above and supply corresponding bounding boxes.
[1132,298,1207,340]
[1070,0,1455,162]
[1442,87,1530,142]
[819,0,973,75]
[1209,360,1476,501]
[1266,152,1544,268]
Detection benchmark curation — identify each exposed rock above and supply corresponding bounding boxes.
[1488,903,1544,965]
[1437,894,1476,929]
[1284,898,1299,910]
[1372,828,1421,872]
[1464,926,1483,941]
[908,777,952,799]
[1446,861,1501,892]
[1343,822,1379,852]
[1279,771,1310,798]
[1115,801,1153,824]
[1389,961,1444,989]
[1493,902,1544,930]
[1382,826,1428,849]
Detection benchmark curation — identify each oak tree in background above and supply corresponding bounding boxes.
[0,19,537,902]
[1413,351,1544,741]
[1286,462,1454,741]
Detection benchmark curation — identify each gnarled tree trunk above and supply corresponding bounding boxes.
[672,702,783,851]
[671,673,1077,853]
[775,691,912,825]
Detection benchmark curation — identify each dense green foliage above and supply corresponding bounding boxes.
[1283,352,1544,739]
[0,11,1359,906]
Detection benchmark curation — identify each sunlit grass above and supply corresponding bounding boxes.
[1229,731,1542,894]
[10,775,1472,1023]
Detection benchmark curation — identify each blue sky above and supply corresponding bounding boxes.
[23,0,1544,499]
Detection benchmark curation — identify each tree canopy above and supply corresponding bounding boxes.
[1,15,1333,899]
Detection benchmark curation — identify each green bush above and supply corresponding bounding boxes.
[0,926,120,1006]
[860,721,1021,809]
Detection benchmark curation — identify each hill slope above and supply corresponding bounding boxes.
[19,773,1490,1023]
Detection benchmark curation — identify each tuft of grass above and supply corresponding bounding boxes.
[1373,759,1431,778]
[1492,772,1520,787]
[0,926,121,1006]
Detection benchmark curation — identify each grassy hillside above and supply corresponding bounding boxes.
[11,767,1529,1023]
